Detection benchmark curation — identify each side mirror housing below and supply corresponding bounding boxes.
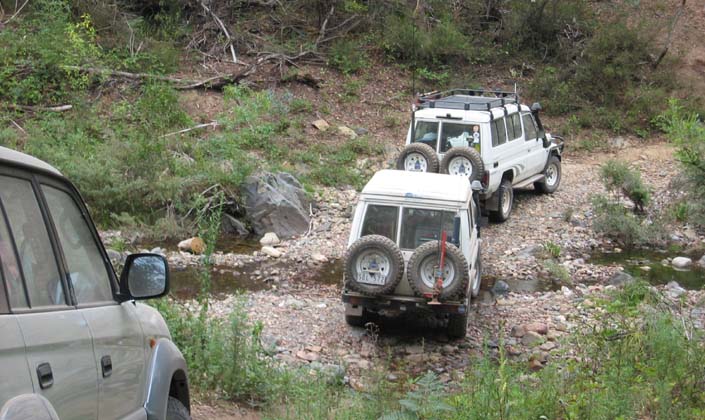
[119,254,169,301]
[531,102,542,113]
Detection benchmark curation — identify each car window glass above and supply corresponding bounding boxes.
[43,185,113,304]
[400,208,456,250]
[0,176,65,307]
[412,121,439,151]
[509,113,523,140]
[0,208,27,309]
[523,113,538,140]
[492,118,507,147]
[440,123,481,153]
[361,205,399,243]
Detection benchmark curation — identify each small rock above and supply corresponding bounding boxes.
[261,246,282,258]
[609,271,635,287]
[354,127,369,136]
[524,322,549,335]
[312,253,328,263]
[106,249,122,262]
[666,281,686,299]
[561,286,575,299]
[337,125,358,139]
[521,331,545,347]
[672,257,692,270]
[177,237,206,255]
[491,280,510,296]
[312,119,330,131]
[698,255,705,268]
[540,341,558,351]
[608,136,628,149]
[296,350,320,362]
[528,358,544,371]
[510,325,526,338]
[405,345,424,355]
[260,232,281,246]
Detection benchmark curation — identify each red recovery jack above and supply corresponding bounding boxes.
[426,231,447,305]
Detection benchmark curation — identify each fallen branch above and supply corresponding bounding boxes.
[161,121,219,138]
[315,5,335,46]
[4,103,73,112]
[10,120,26,135]
[652,0,686,70]
[3,0,29,24]
[199,1,237,63]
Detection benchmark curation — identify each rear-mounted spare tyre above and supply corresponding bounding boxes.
[408,240,469,301]
[440,147,484,183]
[344,235,404,296]
[396,143,440,173]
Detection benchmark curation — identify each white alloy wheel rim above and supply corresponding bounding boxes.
[419,255,456,289]
[501,188,512,216]
[355,250,391,284]
[404,153,428,172]
[546,163,559,186]
[448,156,474,177]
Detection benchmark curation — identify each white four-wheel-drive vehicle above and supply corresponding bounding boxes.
[396,88,564,222]
[342,170,482,338]
[0,147,190,420]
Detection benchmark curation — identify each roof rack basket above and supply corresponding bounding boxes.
[415,86,519,111]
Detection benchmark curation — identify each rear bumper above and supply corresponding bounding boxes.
[342,292,467,314]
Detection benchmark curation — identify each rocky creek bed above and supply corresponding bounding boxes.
[102,142,705,417]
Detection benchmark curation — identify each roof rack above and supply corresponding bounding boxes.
[415,87,519,112]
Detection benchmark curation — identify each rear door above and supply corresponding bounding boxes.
[0,172,99,419]
[39,181,147,420]
[0,212,34,409]
[489,117,528,184]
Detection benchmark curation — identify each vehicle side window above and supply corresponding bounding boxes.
[491,118,507,147]
[0,208,27,309]
[42,185,113,304]
[412,121,439,152]
[522,113,538,140]
[400,208,456,250]
[509,113,523,141]
[0,176,66,307]
[361,205,399,243]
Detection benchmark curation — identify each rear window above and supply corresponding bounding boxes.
[440,123,482,153]
[412,121,439,151]
[400,208,457,250]
[361,205,398,242]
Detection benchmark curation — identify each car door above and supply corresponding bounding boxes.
[0,172,99,420]
[39,180,147,420]
[0,214,34,410]
[522,112,547,175]
[489,117,527,184]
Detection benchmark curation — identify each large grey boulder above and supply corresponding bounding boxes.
[243,172,311,238]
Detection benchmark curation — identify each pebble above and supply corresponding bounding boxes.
[261,246,282,258]
[521,331,545,347]
[260,232,281,246]
[672,257,692,270]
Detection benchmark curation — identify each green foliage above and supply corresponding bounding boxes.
[542,241,561,259]
[599,160,651,213]
[655,100,705,226]
[329,39,369,75]
[591,196,662,249]
[381,372,453,420]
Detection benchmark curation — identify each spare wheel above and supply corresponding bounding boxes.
[408,240,469,301]
[440,147,484,183]
[344,235,404,296]
[396,143,440,173]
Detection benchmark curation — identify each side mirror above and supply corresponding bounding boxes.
[531,102,542,113]
[471,180,483,191]
[119,254,169,300]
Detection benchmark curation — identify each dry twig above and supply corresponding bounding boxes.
[199,1,237,63]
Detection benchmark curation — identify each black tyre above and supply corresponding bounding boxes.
[344,235,404,296]
[534,155,561,194]
[470,254,482,298]
[396,143,440,173]
[440,147,485,183]
[489,179,513,223]
[447,312,468,339]
[408,240,469,301]
[166,397,191,420]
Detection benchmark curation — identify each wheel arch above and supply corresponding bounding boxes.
[0,395,59,420]
[145,338,190,420]
[501,169,514,182]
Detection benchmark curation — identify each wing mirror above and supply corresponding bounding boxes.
[119,254,169,301]
[530,102,542,113]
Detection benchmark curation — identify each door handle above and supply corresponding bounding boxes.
[37,362,53,389]
[101,355,112,378]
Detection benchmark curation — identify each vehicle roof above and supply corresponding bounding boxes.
[361,170,471,203]
[0,146,62,176]
[414,102,528,122]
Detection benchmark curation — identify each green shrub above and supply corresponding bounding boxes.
[591,196,662,248]
[329,39,369,75]
[599,160,650,213]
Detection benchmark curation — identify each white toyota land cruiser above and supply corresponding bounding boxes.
[396,88,564,222]
[342,170,482,339]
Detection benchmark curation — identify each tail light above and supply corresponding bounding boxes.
[481,171,489,187]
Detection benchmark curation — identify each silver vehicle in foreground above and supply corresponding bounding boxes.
[0,147,190,420]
